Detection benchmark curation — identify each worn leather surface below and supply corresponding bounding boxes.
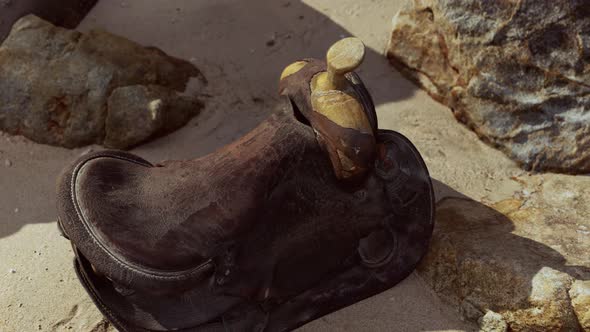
[57,77,434,331]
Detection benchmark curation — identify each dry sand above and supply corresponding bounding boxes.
[0,0,529,330]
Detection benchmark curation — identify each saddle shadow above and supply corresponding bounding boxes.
[425,179,590,323]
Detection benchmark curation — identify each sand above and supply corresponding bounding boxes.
[0,0,518,330]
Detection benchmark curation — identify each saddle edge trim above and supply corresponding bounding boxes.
[65,151,215,281]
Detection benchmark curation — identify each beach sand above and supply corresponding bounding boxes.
[0,0,520,330]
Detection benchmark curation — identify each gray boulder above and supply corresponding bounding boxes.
[0,15,204,149]
[387,0,590,173]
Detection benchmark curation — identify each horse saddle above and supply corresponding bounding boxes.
[56,38,434,331]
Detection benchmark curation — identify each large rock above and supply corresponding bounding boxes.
[387,0,590,173]
[421,176,590,331]
[0,15,204,149]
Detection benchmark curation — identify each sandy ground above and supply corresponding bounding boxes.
[0,0,532,330]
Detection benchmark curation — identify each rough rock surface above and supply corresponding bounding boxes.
[0,15,204,149]
[104,85,199,149]
[387,0,590,173]
[479,311,508,332]
[420,174,590,331]
[571,280,590,329]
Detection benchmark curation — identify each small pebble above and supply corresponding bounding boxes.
[14,208,18,213]
[4,159,12,167]
[9,268,16,274]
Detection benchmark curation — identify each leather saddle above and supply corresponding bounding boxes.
[56,38,434,331]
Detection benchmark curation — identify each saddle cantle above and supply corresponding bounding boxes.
[56,38,434,332]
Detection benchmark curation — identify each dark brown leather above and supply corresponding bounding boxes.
[57,68,434,331]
